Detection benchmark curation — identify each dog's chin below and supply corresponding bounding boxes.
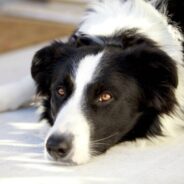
[44,148,91,165]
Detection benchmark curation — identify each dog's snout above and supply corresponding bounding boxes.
[46,134,72,159]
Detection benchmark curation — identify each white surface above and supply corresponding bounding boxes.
[0,44,184,184]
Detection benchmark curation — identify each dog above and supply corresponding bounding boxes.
[0,0,184,165]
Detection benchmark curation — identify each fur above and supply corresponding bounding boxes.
[0,0,184,165]
[33,0,184,165]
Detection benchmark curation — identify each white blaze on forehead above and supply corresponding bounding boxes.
[74,52,103,98]
[45,52,104,164]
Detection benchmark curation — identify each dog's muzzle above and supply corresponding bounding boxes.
[46,134,73,160]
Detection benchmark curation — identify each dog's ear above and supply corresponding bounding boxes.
[121,45,178,114]
[31,42,72,96]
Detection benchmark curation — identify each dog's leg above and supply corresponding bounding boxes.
[0,75,36,112]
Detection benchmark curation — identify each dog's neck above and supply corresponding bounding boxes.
[78,0,183,64]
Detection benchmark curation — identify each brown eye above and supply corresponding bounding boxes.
[57,87,65,96]
[98,92,112,102]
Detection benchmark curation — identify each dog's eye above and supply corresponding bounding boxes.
[98,92,112,103]
[57,86,65,97]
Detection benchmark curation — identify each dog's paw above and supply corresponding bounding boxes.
[0,80,34,112]
[0,84,22,112]
[0,77,36,112]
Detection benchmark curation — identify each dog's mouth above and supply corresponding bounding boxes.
[45,148,91,165]
[45,148,77,166]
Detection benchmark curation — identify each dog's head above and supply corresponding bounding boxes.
[31,31,178,165]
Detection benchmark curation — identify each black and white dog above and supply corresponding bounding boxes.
[0,0,184,165]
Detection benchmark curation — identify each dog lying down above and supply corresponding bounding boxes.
[0,0,184,165]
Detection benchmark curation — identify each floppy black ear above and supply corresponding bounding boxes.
[31,42,72,95]
[121,45,178,114]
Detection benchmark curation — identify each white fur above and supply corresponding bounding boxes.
[77,0,184,143]
[148,0,167,13]
[0,0,183,163]
[0,75,36,112]
[160,64,184,138]
[45,52,104,164]
[79,0,183,64]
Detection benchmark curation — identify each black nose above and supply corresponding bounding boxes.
[46,134,73,159]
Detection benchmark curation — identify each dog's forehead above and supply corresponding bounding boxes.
[53,45,124,88]
[52,50,107,95]
[72,47,118,73]
[73,52,104,87]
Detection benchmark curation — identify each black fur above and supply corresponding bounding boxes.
[166,0,184,32]
[32,30,178,153]
[31,0,183,159]
[31,42,75,96]
[32,42,103,125]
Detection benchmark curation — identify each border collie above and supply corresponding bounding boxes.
[0,0,184,165]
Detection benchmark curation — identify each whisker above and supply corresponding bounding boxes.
[92,132,119,143]
[91,142,110,149]
[90,149,101,157]
[90,132,119,157]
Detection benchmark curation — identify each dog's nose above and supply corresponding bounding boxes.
[46,134,72,159]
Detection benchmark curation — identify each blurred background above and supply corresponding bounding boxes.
[0,0,88,53]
